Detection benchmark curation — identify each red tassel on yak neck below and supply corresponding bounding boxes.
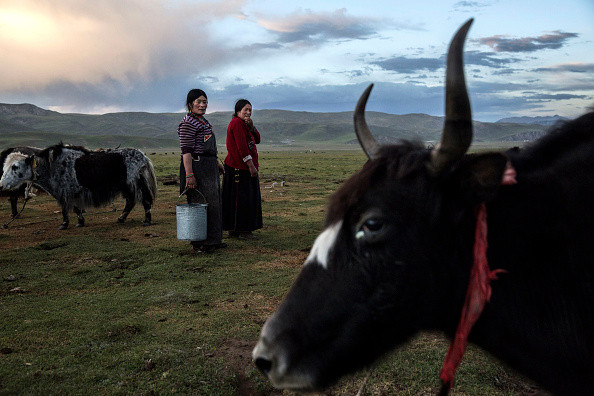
[438,203,507,394]
[438,162,516,394]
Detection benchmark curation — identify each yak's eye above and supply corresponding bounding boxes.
[363,218,383,232]
[355,212,386,242]
[11,164,18,171]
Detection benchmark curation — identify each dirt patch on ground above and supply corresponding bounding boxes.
[0,193,179,250]
[213,338,284,396]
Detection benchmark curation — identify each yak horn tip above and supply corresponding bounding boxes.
[354,84,379,160]
[458,18,474,33]
[356,84,374,109]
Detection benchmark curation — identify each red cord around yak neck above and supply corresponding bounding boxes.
[439,163,517,395]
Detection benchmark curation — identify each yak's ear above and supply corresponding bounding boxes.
[455,152,509,203]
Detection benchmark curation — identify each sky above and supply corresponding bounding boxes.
[0,0,592,122]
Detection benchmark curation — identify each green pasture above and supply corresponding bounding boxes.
[0,150,537,395]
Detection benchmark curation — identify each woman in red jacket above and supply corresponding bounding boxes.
[222,99,263,239]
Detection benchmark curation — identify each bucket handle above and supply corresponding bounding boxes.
[178,188,207,205]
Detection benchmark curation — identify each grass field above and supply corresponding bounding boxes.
[0,150,540,395]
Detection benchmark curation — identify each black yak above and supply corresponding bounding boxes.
[252,19,594,395]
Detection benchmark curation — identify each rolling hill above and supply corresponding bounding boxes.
[0,103,550,149]
[496,115,569,126]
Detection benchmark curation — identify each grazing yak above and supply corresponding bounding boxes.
[0,143,157,229]
[0,146,41,218]
[252,19,594,395]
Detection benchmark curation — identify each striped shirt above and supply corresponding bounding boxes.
[178,114,215,155]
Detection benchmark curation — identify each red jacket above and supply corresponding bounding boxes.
[224,116,261,170]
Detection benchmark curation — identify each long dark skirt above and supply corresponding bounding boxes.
[179,157,222,248]
[222,164,263,232]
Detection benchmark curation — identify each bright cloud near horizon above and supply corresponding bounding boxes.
[0,0,592,121]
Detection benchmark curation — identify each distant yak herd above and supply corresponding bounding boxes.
[0,143,156,229]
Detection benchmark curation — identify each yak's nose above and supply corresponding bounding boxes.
[253,332,314,389]
[254,355,273,376]
[252,339,274,377]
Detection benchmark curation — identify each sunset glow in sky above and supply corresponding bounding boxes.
[1,0,592,121]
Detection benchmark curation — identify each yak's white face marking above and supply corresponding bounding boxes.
[2,152,27,174]
[304,221,342,269]
[0,152,32,190]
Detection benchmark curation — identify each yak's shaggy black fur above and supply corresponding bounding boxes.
[253,20,594,394]
[256,109,594,395]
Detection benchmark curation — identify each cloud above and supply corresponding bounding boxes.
[1,2,590,122]
[0,0,244,91]
[534,63,594,73]
[168,81,443,116]
[452,1,491,11]
[210,80,590,122]
[464,51,521,68]
[371,51,520,74]
[372,56,443,74]
[5,75,195,114]
[478,31,579,53]
[7,73,590,122]
[321,68,372,78]
[491,69,519,76]
[525,93,591,101]
[6,79,441,117]
[454,1,483,7]
[255,8,416,47]
[239,42,284,51]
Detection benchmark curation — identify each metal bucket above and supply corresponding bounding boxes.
[176,189,208,241]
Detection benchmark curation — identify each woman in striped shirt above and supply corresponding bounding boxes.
[178,89,225,253]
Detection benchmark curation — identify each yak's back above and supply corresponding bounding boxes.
[509,111,594,179]
[497,111,594,263]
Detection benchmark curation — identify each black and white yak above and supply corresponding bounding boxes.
[0,143,157,229]
[252,19,594,395]
[0,146,41,218]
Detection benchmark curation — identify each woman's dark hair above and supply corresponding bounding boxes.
[234,99,251,117]
[186,89,207,111]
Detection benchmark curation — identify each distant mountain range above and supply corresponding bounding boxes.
[0,103,556,149]
[496,115,569,126]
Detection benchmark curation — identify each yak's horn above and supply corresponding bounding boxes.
[354,84,379,160]
[428,18,474,174]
